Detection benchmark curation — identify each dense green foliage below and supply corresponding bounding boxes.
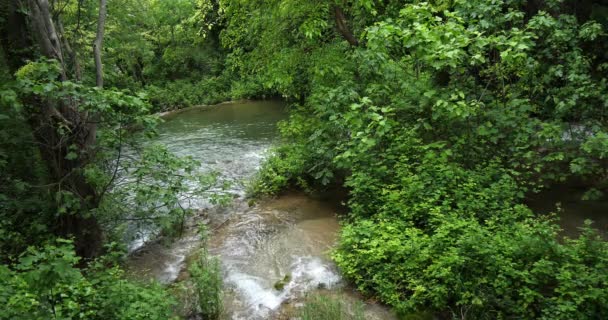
[0,0,259,113]
[0,240,176,320]
[3,0,608,319]
[188,227,223,319]
[0,1,226,317]
[0,58,211,318]
[0,63,52,259]
[235,0,608,318]
[65,0,234,110]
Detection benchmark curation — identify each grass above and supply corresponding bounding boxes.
[298,295,365,320]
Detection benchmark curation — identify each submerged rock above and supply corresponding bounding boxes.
[273,274,292,291]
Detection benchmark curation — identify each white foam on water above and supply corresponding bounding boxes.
[288,256,342,292]
[127,229,154,253]
[223,255,342,319]
[243,149,266,161]
[128,237,147,253]
[158,253,185,284]
[226,271,283,315]
[158,234,201,284]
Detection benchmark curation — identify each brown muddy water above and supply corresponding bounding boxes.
[125,101,396,319]
[526,185,608,239]
[125,100,607,319]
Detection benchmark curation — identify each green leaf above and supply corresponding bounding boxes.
[65,152,78,160]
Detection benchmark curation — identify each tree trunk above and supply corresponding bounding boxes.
[93,0,106,88]
[333,6,358,46]
[27,0,67,79]
[87,0,106,148]
[23,0,104,259]
[57,18,81,81]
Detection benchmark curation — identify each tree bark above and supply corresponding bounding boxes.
[86,0,106,148]
[22,0,104,259]
[28,0,67,80]
[0,0,34,70]
[333,6,358,46]
[93,0,106,88]
[57,18,81,81]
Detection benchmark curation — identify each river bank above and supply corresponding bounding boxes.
[155,99,282,118]
[125,100,396,319]
[128,99,608,319]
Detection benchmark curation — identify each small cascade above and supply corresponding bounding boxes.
[125,101,396,319]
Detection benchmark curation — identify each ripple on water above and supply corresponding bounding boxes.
[126,102,396,319]
[224,256,342,319]
[206,193,346,319]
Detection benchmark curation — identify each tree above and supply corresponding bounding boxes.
[333,5,358,46]
[13,0,108,258]
[93,0,107,89]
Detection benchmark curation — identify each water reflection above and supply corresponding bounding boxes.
[526,185,608,239]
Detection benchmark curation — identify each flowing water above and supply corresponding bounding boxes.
[526,185,608,239]
[124,100,607,319]
[126,101,396,319]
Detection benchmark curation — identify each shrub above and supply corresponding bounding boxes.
[145,76,232,112]
[223,0,608,318]
[189,251,223,319]
[0,240,177,320]
[335,215,608,319]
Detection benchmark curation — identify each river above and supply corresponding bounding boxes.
[526,184,608,239]
[125,100,606,319]
[126,100,395,319]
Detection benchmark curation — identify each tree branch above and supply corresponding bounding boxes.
[333,5,358,46]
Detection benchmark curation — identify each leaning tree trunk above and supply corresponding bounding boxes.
[333,6,358,46]
[23,0,105,259]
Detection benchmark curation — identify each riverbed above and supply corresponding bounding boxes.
[125,100,395,319]
[126,100,607,319]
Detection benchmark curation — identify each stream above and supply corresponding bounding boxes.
[126,101,396,319]
[526,185,608,239]
[125,100,606,319]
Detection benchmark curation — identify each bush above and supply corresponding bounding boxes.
[246,1,608,318]
[229,77,268,100]
[146,76,232,112]
[332,148,608,319]
[0,240,177,320]
[188,234,223,320]
[247,145,306,196]
[335,214,608,319]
